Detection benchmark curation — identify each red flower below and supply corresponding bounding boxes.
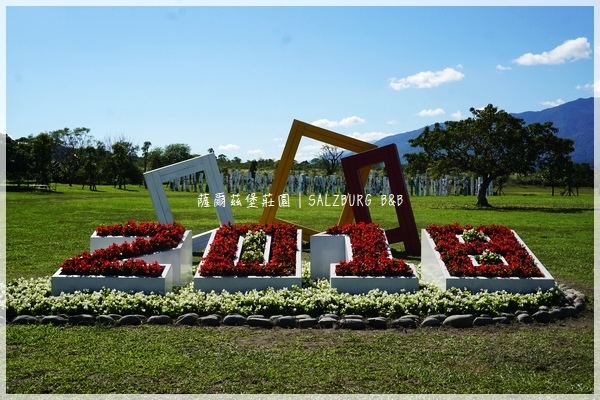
[328,222,414,277]
[59,221,185,277]
[199,223,299,277]
[426,223,543,278]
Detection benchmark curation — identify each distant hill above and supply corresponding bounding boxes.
[375,97,594,164]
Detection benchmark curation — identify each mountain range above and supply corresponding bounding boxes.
[374,97,594,164]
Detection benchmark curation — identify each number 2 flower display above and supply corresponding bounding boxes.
[60,221,185,277]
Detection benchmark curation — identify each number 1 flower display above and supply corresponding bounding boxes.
[326,222,414,277]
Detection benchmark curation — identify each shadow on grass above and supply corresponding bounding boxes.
[5,186,58,193]
[473,206,591,213]
[115,188,140,192]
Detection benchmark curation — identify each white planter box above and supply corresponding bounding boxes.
[421,229,555,293]
[90,231,148,252]
[309,233,351,280]
[194,229,302,293]
[51,264,173,296]
[330,263,419,294]
[90,229,193,286]
[326,232,419,294]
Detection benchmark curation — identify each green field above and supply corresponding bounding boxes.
[4,184,595,394]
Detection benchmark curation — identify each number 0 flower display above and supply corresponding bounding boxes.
[199,223,298,277]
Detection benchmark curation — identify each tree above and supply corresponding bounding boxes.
[147,148,165,170]
[110,140,140,189]
[141,141,152,173]
[94,140,112,184]
[249,160,258,179]
[217,154,229,165]
[231,157,242,167]
[51,127,91,186]
[538,134,575,196]
[31,133,55,185]
[6,136,32,186]
[81,146,98,191]
[163,143,192,165]
[406,104,564,207]
[318,144,343,176]
[564,161,593,196]
[140,141,152,188]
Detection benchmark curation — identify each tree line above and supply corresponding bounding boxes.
[5,128,197,190]
[3,129,296,190]
[3,105,594,203]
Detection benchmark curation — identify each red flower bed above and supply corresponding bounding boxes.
[95,219,178,238]
[326,222,414,277]
[426,222,543,278]
[60,221,186,277]
[199,223,298,277]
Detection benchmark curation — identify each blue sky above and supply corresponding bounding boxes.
[4,4,597,162]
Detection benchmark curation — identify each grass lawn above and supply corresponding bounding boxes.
[4,183,596,394]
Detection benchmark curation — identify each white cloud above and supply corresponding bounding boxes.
[387,120,398,125]
[311,116,366,128]
[272,137,283,142]
[389,67,465,90]
[301,144,323,152]
[575,80,600,97]
[541,99,565,108]
[451,111,464,120]
[496,64,511,71]
[295,143,323,161]
[294,152,318,162]
[348,131,393,142]
[417,108,445,117]
[247,149,264,155]
[218,144,240,151]
[513,37,591,66]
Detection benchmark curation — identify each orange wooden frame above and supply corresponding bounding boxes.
[260,119,377,240]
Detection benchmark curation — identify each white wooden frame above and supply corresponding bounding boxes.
[143,154,234,251]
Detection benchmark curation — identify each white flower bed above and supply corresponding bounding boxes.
[7,274,568,319]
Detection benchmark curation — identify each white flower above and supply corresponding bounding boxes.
[462,228,486,242]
